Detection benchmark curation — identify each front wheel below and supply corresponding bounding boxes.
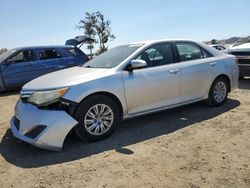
[74,95,120,141]
[206,77,229,107]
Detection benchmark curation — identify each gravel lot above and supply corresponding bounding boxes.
[0,79,249,188]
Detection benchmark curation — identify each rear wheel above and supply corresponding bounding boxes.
[74,94,120,141]
[206,77,229,106]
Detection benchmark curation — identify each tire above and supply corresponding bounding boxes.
[206,77,229,107]
[74,94,120,141]
[0,78,6,93]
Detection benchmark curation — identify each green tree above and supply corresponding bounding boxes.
[78,11,115,55]
[78,12,97,58]
[95,11,115,54]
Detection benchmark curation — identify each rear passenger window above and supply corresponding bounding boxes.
[39,49,61,60]
[176,42,203,61]
[66,48,84,56]
[202,48,213,58]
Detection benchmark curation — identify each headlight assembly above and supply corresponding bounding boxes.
[27,87,69,107]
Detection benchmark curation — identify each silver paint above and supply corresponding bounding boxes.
[11,39,239,151]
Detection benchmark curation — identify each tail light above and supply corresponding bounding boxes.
[85,56,89,62]
[234,57,239,64]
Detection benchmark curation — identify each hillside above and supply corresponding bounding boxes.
[206,36,250,45]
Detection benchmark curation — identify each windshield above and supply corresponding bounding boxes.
[84,44,143,68]
[0,50,16,63]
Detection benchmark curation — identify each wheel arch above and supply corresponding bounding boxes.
[74,91,124,120]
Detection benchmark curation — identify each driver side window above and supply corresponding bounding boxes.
[8,50,34,64]
[136,43,174,68]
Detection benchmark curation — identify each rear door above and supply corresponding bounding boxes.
[1,49,39,88]
[174,42,215,102]
[37,48,66,75]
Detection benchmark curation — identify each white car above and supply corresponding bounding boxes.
[229,43,250,78]
[10,39,239,151]
[209,44,228,53]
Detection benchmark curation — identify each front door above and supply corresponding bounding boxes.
[1,49,39,88]
[122,43,181,115]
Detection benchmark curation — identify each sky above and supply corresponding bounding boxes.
[0,0,250,53]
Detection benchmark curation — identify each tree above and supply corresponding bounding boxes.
[78,11,115,55]
[95,11,115,54]
[78,12,97,58]
[0,48,7,55]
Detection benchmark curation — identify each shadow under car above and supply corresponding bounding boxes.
[0,98,240,168]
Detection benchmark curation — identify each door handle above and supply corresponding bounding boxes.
[169,68,180,74]
[209,62,217,66]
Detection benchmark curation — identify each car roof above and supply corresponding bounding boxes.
[126,39,199,45]
[12,45,75,51]
[209,44,224,47]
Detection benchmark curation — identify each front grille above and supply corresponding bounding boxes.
[238,59,250,65]
[14,116,20,131]
[24,125,47,139]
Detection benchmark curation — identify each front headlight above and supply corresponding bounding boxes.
[27,87,69,107]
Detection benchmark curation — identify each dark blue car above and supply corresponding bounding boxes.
[0,45,88,92]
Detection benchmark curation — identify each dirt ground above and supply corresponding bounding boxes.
[0,79,249,188]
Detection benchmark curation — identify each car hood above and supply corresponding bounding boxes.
[230,43,250,51]
[23,67,109,91]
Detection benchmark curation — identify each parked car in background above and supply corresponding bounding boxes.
[209,44,228,53]
[228,43,250,78]
[0,36,93,92]
[11,39,239,151]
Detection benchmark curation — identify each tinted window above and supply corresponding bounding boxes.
[202,48,213,58]
[65,48,85,56]
[39,49,61,60]
[176,42,203,61]
[8,50,34,63]
[136,43,174,67]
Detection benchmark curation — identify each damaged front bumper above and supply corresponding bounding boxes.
[10,100,78,151]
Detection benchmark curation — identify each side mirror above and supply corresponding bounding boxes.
[127,60,147,71]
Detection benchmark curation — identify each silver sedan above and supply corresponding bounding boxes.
[10,39,239,151]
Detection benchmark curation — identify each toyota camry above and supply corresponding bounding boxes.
[10,39,239,151]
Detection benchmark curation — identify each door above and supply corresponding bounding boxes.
[1,49,39,88]
[122,43,181,115]
[37,48,66,75]
[175,42,215,102]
